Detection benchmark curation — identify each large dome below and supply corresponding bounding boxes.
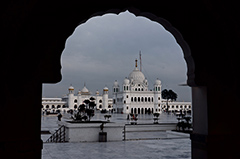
[128,67,145,83]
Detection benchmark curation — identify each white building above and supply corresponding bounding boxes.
[112,59,191,114]
[42,85,113,111]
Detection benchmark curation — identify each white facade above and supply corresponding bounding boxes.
[113,59,192,114]
[42,85,113,111]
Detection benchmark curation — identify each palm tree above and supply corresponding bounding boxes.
[161,89,177,113]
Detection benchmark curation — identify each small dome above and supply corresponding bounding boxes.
[113,80,119,87]
[123,78,130,84]
[81,86,89,93]
[96,90,99,95]
[69,85,74,90]
[103,87,108,91]
[155,79,161,85]
[78,90,81,94]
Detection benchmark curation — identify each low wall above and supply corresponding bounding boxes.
[62,122,124,142]
[125,123,177,132]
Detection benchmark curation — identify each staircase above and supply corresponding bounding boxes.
[46,125,66,143]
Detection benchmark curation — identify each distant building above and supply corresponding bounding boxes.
[42,57,191,114]
[42,85,113,111]
[112,58,191,114]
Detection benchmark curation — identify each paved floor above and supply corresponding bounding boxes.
[42,112,191,159]
[43,139,191,159]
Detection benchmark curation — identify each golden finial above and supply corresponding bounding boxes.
[135,59,138,68]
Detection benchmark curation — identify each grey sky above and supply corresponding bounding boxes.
[43,11,191,101]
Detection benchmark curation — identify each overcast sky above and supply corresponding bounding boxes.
[43,11,191,101]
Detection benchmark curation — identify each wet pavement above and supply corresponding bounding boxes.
[41,112,191,159]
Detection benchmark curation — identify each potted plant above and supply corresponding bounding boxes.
[104,115,111,121]
[153,113,160,124]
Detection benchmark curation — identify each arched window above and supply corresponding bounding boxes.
[74,99,77,103]
[145,97,147,102]
[131,97,133,102]
[113,88,115,92]
[74,105,77,109]
[152,97,154,102]
[141,88,143,91]
[57,105,61,108]
[141,97,144,102]
[52,105,55,109]
[138,88,140,91]
[99,100,102,103]
[135,88,137,91]
[99,105,102,108]
[138,97,140,102]
[134,97,137,102]
[108,105,111,108]
[148,97,150,102]
[46,105,49,108]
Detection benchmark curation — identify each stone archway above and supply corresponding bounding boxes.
[2,1,240,159]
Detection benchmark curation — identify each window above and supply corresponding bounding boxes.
[116,88,119,92]
[152,97,154,102]
[141,97,144,102]
[158,87,160,91]
[135,88,137,91]
[126,95,128,98]
[145,97,147,102]
[99,105,102,108]
[126,106,129,110]
[99,100,102,103]
[148,97,150,102]
[131,97,133,102]
[141,88,143,91]
[138,88,140,91]
[123,86,126,91]
[74,99,77,103]
[138,97,140,102]
[134,97,137,102]
[113,88,115,92]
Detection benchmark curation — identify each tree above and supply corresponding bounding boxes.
[161,89,177,113]
[72,98,96,122]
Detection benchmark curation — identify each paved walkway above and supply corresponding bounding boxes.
[42,112,191,159]
[43,138,191,159]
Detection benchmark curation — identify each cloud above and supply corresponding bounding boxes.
[43,11,191,101]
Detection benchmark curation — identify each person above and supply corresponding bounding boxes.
[127,114,129,120]
[57,113,62,121]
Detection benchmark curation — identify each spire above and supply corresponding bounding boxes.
[139,51,142,72]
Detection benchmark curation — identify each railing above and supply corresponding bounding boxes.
[46,125,66,143]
